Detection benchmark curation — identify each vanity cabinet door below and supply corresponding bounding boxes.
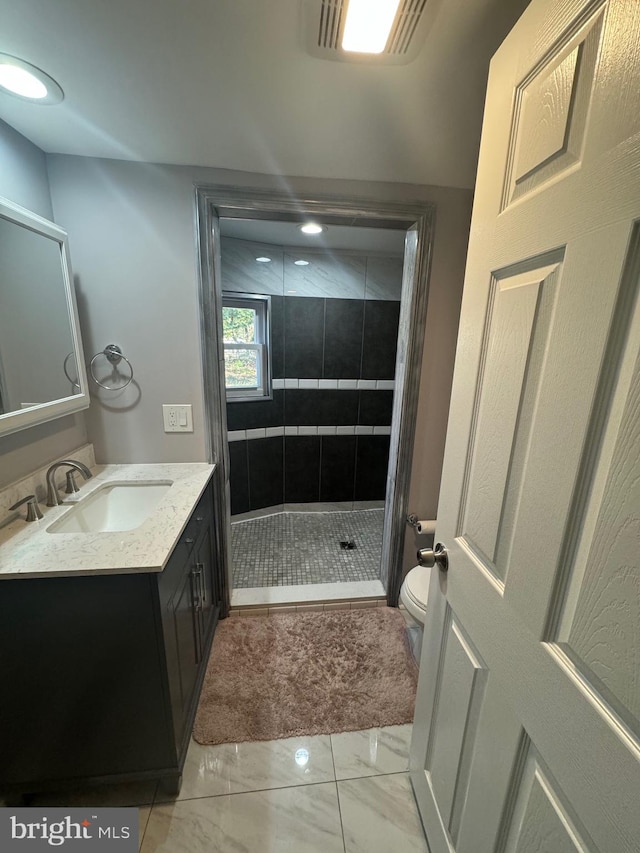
[155,479,222,766]
[195,524,218,643]
[158,481,219,750]
[172,565,202,721]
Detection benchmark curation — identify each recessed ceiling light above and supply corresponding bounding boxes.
[294,260,310,266]
[295,748,310,767]
[299,223,325,235]
[342,0,401,54]
[255,256,272,263]
[0,54,64,104]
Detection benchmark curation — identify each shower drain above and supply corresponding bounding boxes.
[340,540,357,550]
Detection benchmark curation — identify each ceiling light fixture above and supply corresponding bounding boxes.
[299,223,324,235]
[255,256,272,263]
[342,0,402,54]
[0,54,64,104]
[294,748,310,767]
[294,260,310,266]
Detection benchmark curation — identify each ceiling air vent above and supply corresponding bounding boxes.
[317,0,345,50]
[303,0,437,65]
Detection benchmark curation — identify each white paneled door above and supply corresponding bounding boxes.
[409,1,640,851]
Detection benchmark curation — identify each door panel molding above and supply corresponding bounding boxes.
[544,224,640,741]
[426,617,488,831]
[493,732,531,853]
[455,250,564,545]
[544,643,640,758]
[501,1,605,211]
[460,259,562,584]
[501,748,594,853]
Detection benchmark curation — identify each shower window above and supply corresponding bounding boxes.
[222,293,272,401]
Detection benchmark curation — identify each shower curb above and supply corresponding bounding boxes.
[230,597,387,617]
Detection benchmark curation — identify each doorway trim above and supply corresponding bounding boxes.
[194,184,435,607]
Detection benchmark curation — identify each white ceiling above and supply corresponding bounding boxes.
[0,0,530,189]
[220,218,407,253]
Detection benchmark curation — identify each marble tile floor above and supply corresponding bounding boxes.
[231,508,385,588]
[13,724,428,852]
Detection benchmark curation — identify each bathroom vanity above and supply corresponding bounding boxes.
[0,462,227,797]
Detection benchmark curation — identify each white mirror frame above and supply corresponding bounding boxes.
[0,196,89,437]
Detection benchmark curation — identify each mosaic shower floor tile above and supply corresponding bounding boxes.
[231,509,384,588]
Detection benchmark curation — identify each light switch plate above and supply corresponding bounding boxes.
[162,404,193,432]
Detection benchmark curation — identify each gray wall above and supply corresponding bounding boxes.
[0,119,54,218]
[48,157,210,465]
[0,120,87,489]
[402,192,470,573]
[47,154,471,571]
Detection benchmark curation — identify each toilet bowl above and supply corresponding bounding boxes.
[400,564,430,625]
[400,565,431,663]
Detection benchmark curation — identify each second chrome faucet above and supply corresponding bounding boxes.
[45,460,93,507]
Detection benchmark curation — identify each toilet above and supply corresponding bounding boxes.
[400,565,431,662]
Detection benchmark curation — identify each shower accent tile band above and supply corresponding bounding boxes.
[228,426,392,441]
[272,378,395,391]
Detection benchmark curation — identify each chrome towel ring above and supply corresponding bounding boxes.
[89,344,134,391]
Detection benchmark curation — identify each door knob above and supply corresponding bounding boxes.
[417,542,449,572]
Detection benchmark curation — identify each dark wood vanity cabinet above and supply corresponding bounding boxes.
[0,476,227,797]
[158,486,223,758]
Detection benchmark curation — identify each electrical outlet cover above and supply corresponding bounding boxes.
[162,404,193,432]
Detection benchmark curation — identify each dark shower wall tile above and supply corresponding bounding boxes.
[284,390,359,426]
[323,299,364,378]
[248,436,283,510]
[320,436,356,503]
[284,436,320,503]
[284,390,317,426]
[270,295,284,379]
[358,390,394,426]
[284,296,324,378]
[361,300,401,379]
[228,440,250,516]
[316,390,359,426]
[354,435,391,501]
[226,390,284,431]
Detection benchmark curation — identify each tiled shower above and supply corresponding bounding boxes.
[223,234,402,590]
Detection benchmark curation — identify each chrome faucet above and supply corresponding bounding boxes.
[45,460,93,507]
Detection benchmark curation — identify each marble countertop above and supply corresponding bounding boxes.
[0,463,215,579]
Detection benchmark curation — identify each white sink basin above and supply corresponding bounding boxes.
[47,481,173,534]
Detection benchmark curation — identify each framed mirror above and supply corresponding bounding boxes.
[0,196,89,437]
